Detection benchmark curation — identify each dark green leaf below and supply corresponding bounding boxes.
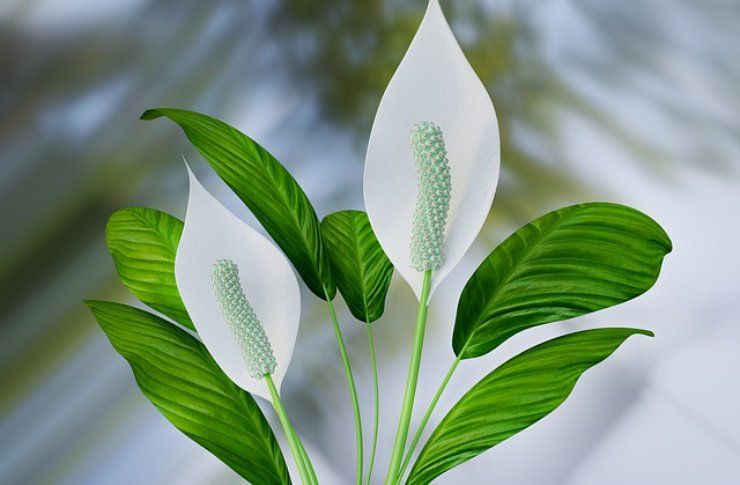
[106,207,193,330]
[87,301,291,485]
[321,210,393,323]
[453,203,671,359]
[141,107,335,300]
[408,327,652,484]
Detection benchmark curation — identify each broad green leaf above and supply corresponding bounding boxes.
[106,207,193,330]
[87,301,291,485]
[321,210,393,323]
[408,327,652,484]
[140,108,336,300]
[453,203,671,359]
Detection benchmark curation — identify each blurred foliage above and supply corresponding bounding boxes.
[266,0,738,226]
[269,0,582,224]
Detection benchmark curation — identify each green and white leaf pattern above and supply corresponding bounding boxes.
[141,108,336,300]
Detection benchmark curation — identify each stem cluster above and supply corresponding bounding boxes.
[274,272,461,485]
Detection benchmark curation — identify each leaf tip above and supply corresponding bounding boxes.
[83,299,105,315]
[106,207,132,233]
[662,233,674,255]
[650,217,673,256]
[140,108,163,121]
[616,327,655,342]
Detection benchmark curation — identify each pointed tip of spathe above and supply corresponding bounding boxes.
[181,156,205,200]
[417,0,461,65]
[179,159,215,232]
[181,154,194,176]
[425,0,445,20]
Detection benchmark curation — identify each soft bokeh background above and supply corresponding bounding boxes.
[1,0,739,483]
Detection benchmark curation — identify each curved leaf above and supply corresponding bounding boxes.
[87,301,291,485]
[408,327,652,484]
[321,210,393,323]
[141,108,335,300]
[106,207,193,330]
[453,203,671,359]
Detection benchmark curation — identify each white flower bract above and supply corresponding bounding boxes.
[363,0,500,299]
[175,163,300,402]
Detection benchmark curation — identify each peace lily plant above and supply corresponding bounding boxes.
[88,1,672,484]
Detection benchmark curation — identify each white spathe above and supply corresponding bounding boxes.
[175,164,300,402]
[363,0,500,299]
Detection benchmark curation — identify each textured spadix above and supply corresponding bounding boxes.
[175,164,300,402]
[363,0,500,299]
[410,121,452,272]
[211,259,277,379]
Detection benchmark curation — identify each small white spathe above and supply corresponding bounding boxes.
[175,163,300,402]
[363,0,500,299]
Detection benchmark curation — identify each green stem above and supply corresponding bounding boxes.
[326,294,363,485]
[265,374,314,485]
[385,270,433,483]
[289,421,318,485]
[396,353,463,482]
[365,324,380,485]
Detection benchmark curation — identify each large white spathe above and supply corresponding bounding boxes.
[175,164,300,402]
[363,0,500,299]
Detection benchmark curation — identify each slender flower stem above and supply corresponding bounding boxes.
[289,421,318,485]
[396,353,464,482]
[386,270,433,483]
[265,374,315,485]
[326,293,364,485]
[365,324,380,485]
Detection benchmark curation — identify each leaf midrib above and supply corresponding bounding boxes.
[461,208,578,353]
[128,209,178,251]
[350,213,372,323]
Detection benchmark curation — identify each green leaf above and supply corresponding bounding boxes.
[453,203,671,359]
[321,210,393,323]
[140,108,335,300]
[408,327,652,484]
[87,301,291,485]
[106,207,193,330]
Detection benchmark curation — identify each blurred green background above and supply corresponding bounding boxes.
[1,0,739,483]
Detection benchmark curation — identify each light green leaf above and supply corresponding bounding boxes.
[106,207,193,330]
[140,108,335,300]
[321,210,393,323]
[87,301,291,485]
[453,203,671,359]
[408,327,652,484]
